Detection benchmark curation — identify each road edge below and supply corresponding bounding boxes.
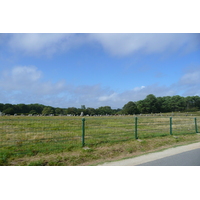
[98,141,200,166]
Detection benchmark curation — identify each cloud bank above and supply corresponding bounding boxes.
[178,66,200,96]
[5,33,87,56]
[89,33,200,56]
[1,65,196,108]
[2,33,200,57]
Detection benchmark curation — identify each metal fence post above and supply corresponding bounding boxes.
[194,118,198,133]
[170,117,173,135]
[82,118,85,147]
[135,117,138,139]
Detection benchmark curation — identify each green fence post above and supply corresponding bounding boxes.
[82,118,85,147]
[135,117,138,139]
[194,118,198,133]
[170,117,173,135]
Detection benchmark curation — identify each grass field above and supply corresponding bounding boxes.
[0,114,200,165]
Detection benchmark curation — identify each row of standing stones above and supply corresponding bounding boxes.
[0,111,196,117]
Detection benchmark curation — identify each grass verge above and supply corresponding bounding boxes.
[5,133,200,166]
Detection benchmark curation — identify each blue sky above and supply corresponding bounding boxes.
[0,33,200,109]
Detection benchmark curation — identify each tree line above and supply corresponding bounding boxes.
[0,103,121,116]
[123,94,200,114]
[0,94,200,116]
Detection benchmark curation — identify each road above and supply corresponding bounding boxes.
[99,142,200,166]
[137,148,200,166]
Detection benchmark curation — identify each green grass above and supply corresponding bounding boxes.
[0,114,200,165]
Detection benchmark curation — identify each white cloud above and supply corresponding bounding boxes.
[8,33,64,54]
[88,33,200,56]
[177,67,200,96]
[96,84,176,108]
[7,33,87,56]
[133,86,145,92]
[99,93,119,102]
[0,66,42,90]
[98,86,147,104]
[120,84,176,102]
[180,71,200,85]
[12,66,41,82]
[0,66,67,95]
[35,80,67,95]
[3,33,200,57]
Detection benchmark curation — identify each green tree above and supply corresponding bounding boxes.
[86,107,96,116]
[193,96,200,109]
[160,96,171,112]
[81,105,86,110]
[97,106,113,115]
[29,110,37,115]
[122,101,138,114]
[185,96,196,111]
[3,104,13,110]
[136,100,146,113]
[3,107,15,115]
[17,104,29,114]
[29,104,45,114]
[144,94,158,113]
[42,106,55,115]
[67,107,78,115]
[136,94,158,113]
[169,95,186,112]
[113,108,122,115]
[55,108,64,115]
[0,103,4,111]
[156,97,164,112]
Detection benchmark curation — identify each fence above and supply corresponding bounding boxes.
[0,115,199,158]
[82,116,199,146]
[82,116,135,146]
[134,116,199,140]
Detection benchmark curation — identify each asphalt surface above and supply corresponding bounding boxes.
[137,148,200,166]
[99,142,200,166]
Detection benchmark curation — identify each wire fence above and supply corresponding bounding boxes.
[0,115,199,158]
[83,116,199,144]
[84,116,134,145]
[135,116,199,139]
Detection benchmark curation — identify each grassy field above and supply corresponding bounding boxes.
[0,114,200,165]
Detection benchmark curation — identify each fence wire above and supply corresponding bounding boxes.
[0,115,199,158]
[85,116,134,145]
[136,116,199,139]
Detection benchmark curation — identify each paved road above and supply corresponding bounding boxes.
[137,148,200,166]
[99,142,200,166]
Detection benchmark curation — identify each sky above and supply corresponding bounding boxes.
[0,33,200,109]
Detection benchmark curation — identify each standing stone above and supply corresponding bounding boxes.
[80,112,84,117]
